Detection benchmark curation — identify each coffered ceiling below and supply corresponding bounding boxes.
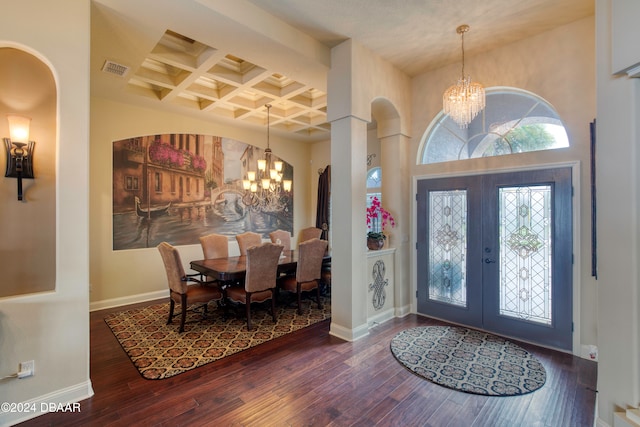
[105,29,328,139]
[91,0,594,142]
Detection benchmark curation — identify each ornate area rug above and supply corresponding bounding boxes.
[105,297,330,380]
[390,326,546,396]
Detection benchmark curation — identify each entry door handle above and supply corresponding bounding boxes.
[484,258,496,264]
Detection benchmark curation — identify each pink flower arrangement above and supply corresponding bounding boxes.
[149,141,185,167]
[148,141,208,173]
[366,196,395,239]
[191,155,207,172]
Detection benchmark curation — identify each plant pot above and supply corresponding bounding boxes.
[367,237,385,250]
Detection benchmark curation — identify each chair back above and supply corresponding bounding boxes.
[298,227,322,244]
[236,231,262,256]
[269,229,291,252]
[157,242,187,294]
[200,233,229,259]
[245,243,283,293]
[296,238,328,283]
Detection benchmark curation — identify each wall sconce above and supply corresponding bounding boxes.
[4,114,35,201]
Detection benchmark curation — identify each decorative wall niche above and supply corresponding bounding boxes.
[0,47,57,297]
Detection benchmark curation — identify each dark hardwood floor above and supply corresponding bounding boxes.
[20,299,597,426]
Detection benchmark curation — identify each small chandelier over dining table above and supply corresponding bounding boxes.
[442,24,486,128]
[242,104,292,212]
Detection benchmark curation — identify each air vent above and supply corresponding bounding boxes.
[101,60,130,77]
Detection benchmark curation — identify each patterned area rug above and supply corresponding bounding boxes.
[105,297,330,380]
[390,326,546,396]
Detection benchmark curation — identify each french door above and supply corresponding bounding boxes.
[416,167,573,350]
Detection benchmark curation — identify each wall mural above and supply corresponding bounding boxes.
[112,134,293,250]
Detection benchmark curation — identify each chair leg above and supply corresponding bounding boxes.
[245,292,252,331]
[179,294,188,333]
[296,283,303,315]
[316,284,323,309]
[271,288,277,323]
[167,298,175,325]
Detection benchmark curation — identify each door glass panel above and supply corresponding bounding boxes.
[429,190,467,307]
[499,185,552,325]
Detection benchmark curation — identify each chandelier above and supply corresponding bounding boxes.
[442,24,486,128]
[242,104,292,212]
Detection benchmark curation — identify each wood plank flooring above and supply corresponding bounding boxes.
[19,299,597,426]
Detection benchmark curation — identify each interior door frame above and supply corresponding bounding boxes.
[411,161,581,355]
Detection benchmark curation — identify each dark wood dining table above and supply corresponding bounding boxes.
[190,250,330,283]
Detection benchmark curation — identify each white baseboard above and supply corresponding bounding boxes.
[329,321,370,342]
[90,290,167,312]
[0,380,94,427]
[394,304,411,318]
[368,309,394,328]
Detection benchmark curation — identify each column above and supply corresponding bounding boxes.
[328,115,370,341]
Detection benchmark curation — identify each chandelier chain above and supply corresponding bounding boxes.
[266,103,271,150]
[460,29,465,79]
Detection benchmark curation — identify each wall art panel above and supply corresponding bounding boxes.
[112,134,293,250]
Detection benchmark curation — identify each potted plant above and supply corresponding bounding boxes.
[366,196,396,250]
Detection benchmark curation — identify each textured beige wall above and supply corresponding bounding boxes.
[90,97,312,305]
[596,0,640,423]
[0,1,92,424]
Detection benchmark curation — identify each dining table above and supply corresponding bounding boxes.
[190,250,331,284]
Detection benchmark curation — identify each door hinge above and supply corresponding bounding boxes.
[572,322,574,332]
[416,290,418,298]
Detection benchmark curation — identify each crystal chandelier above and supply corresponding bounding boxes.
[242,104,292,212]
[442,25,486,128]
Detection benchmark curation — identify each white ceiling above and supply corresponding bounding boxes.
[91,0,594,142]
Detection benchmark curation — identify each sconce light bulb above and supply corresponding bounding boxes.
[7,114,31,143]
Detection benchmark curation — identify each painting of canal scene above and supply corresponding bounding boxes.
[113,134,293,250]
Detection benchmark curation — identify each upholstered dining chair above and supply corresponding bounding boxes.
[199,233,229,259]
[157,242,223,333]
[297,226,322,245]
[236,231,262,256]
[269,229,291,252]
[270,229,294,276]
[199,233,230,284]
[226,242,283,330]
[278,238,328,315]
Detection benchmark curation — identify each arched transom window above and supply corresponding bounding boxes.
[420,87,569,164]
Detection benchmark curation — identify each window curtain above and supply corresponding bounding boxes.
[316,165,330,240]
